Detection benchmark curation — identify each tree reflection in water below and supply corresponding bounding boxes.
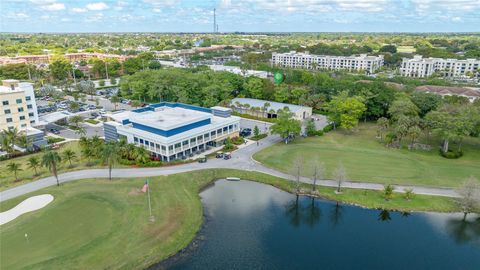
[330,202,344,228]
[378,209,392,222]
[304,198,321,228]
[285,195,322,227]
[446,216,480,245]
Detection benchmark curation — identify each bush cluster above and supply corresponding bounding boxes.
[440,149,463,159]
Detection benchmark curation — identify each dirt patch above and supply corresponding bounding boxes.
[128,189,143,196]
[144,206,186,240]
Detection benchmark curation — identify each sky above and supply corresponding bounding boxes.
[1,0,480,33]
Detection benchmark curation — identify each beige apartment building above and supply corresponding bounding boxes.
[0,79,39,131]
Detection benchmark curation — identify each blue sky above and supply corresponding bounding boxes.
[1,0,479,32]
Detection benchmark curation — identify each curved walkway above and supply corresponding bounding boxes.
[0,135,459,202]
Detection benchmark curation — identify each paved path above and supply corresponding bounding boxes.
[0,134,459,202]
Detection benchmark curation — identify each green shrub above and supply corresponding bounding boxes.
[323,124,333,133]
[46,136,66,144]
[99,80,105,87]
[231,136,245,145]
[440,149,463,159]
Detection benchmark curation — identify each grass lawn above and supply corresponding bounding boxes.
[0,169,460,269]
[0,141,123,191]
[254,123,480,188]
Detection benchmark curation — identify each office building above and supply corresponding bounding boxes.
[104,103,240,162]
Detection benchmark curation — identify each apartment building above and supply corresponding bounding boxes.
[271,51,384,73]
[104,103,240,162]
[400,55,480,78]
[0,79,39,131]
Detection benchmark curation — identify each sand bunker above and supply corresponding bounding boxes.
[0,194,54,225]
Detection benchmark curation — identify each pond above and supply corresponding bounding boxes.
[156,180,480,270]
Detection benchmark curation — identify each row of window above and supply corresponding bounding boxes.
[132,124,237,153]
[1,96,31,106]
[3,106,32,114]
[5,115,29,122]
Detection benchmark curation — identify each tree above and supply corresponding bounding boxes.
[377,117,389,141]
[404,188,414,201]
[27,156,40,176]
[134,146,150,164]
[388,97,419,122]
[407,125,421,149]
[3,127,19,150]
[253,125,260,138]
[426,104,473,153]
[244,77,264,99]
[69,101,80,112]
[76,80,96,100]
[42,151,62,186]
[110,95,121,111]
[62,149,77,167]
[379,45,397,53]
[291,156,303,193]
[456,176,480,220]
[311,159,325,192]
[7,162,22,181]
[110,77,117,85]
[131,100,142,108]
[333,162,347,193]
[69,115,83,129]
[383,184,394,201]
[82,147,94,166]
[326,91,366,131]
[102,142,120,180]
[99,79,105,87]
[305,119,317,136]
[411,92,443,117]
[50,56,72,81]
[270,109,301,143]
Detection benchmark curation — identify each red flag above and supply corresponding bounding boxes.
[141,181,148,193]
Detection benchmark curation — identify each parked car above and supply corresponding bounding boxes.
[198,155,207,163]
[216,152,224,158]
[240,128,252,137]
[49,128,60,135]
[223,152,232,160]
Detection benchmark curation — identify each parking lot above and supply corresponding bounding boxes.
[46,122,104,139]
[239,118,272,137]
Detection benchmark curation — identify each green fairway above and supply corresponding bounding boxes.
[254,124,480,187]
[0,169,461,269]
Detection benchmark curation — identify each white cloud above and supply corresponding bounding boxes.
[451,16,462,22]
[86,2,109,11]
[14,12,30,19]
[72,7,87,13]
[153,8,162,13]
[40,2,65,11]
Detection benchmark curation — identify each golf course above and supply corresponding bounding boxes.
[1,168,462,270]
[254,124,480,188]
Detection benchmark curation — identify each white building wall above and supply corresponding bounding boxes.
[400,55,480,78]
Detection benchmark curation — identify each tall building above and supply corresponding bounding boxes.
[104,102,240,162]
[271,51,384,73]
[0,79,39,131]
[400,55,480,78]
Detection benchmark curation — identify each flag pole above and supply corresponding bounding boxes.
[147,179,153,219]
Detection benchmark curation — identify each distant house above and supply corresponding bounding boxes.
[230,98,312,120]
[416,85,480,102]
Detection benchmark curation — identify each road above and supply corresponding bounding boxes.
[0,130,459,202]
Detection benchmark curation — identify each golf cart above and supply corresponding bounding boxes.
[216,151,224,158]
[223,152,232,160]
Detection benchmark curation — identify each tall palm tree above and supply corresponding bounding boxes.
[27,156,40,176]
[110,95,120,111]
[0,133,13,153]
[82,147,94,166]
[62,149,77,167]
[102,142,120,180]
[7,162,22,181]
[42,151,62,186]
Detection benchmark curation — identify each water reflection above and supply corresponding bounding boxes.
[162,180,480,270]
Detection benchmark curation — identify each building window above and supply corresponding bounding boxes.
[162,145,166,151]
[169,145,173,151]
[4,109,11,114]
[150,142,154,147]
[190,138,196,143]
[144,140,149,145]
[2,101,8,106]
[30,120,35,124]
[155,144,160,149]
[21,124,27,128]
[16,99,22,104]
[217,128,222,134]
[20,116,26,120]
[18,107,24,112]
[223,126,228,132]
[134,137,138,142]
[26,96,31,101]
[29,112,34,117]
[197,135,202,141]
[182,140,188,146]
[175,143,181,148]
[27,104,33,109]
[6,118,13,123]
[139,139,144,144]
[211,130,216,136]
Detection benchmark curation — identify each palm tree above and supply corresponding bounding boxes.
[134,146,150,164]
[82,147,94,166]
[27,156,40,176]
[110,95,121,111]
[0,133,13,153]
[62,149,77,167]
[42,151,62,186]
[69,115,83,129]
[102,142,120,180]
[7,162,22,181]
[4,127,19,150]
